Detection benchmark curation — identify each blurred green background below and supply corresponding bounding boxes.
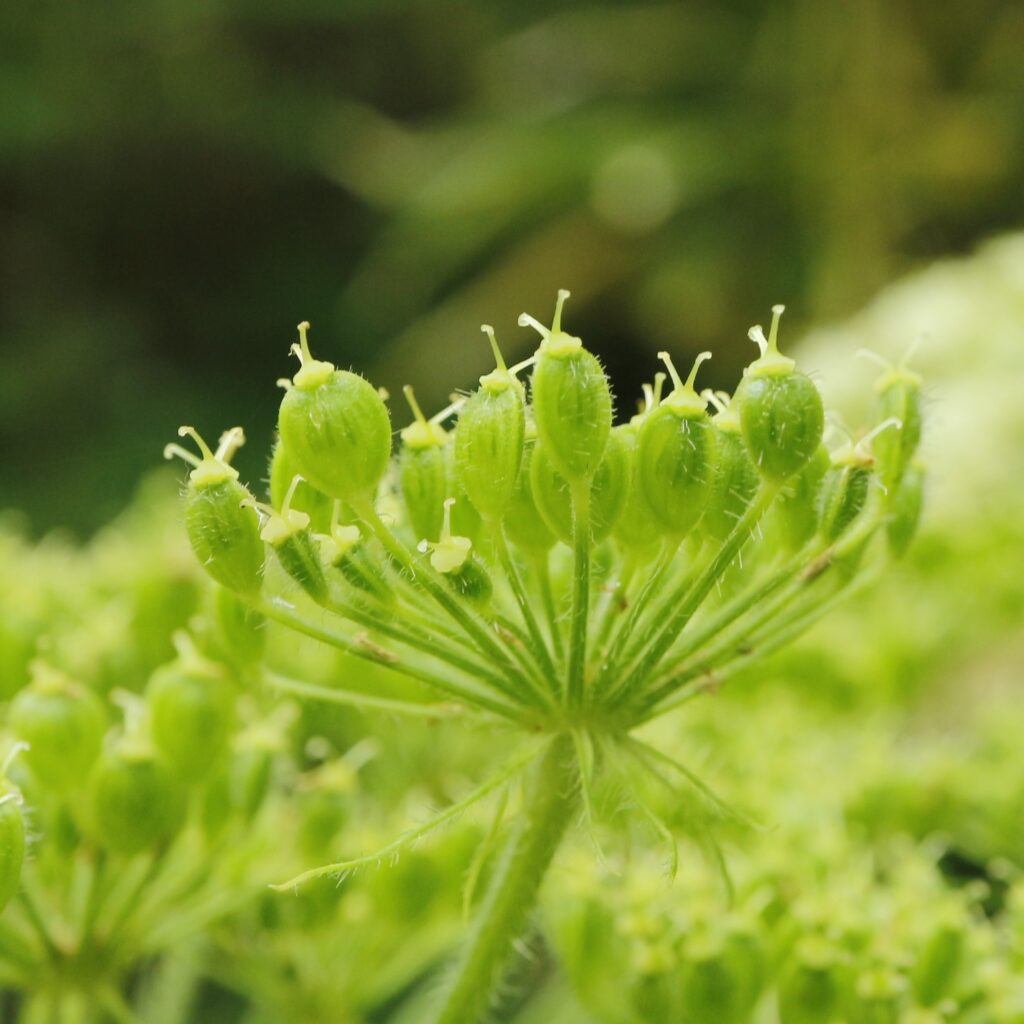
[2,0,1023,534]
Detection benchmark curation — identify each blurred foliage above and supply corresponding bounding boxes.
[2,0,1022,532]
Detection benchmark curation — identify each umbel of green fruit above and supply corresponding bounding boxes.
[277,321,392,505]
[638,350,716,538]
[164,425,264,594]
[454,325,526,524]
[521,290,612,483]
[735,305,824,482]
[9,663,105,791]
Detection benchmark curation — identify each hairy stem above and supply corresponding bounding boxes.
[567,481,592,708]
[429,735,578,1024]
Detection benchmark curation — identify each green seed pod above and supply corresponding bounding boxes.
[521,291,612,483]
[269,440,333,534]
[147,641,235,783]
[777,938,844,1024]
[862,347,923,492]
[912,917,965,1007]
[818,448,873,544]
[454,326,526,523]
[638,351,717,538]
[772,443,830,551]
[702,391,760,544]
[398,386,450,543]
[9,665,105,791]
[735,306,824,483]
[419,499,493,606]
[211,584,266,666]
[91,745,186,856]
[251,475,329,602]
[277,321,392,504]
[886,460,924,558]
[165,426,265,594]
[504,427,557,553]
[530,430,628,545]
[0,777,25,913]
[613,385,665,555]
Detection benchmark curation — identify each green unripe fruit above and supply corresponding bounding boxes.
[269,441,333,534]
[255,474,328,602]
[702,394,760,543]
[638,351,717,538]
[147,654,235,783]
[872,367,922,491]
[454,327,525,523]
[886,460,924,558]
[818,450,873,544]
[613,416,662,554]
[735,306,824,483]
[912,918,964,1007]
[398,386,450,543]
[277,322,391,504]
[10,667,105,791]
[778,939,844,1024]
[773,443,830,551]
[521,291,612,483]
[0,785,25,912]
[446,559,493,607]
[212,585,266,665]
[530,431,628,545]
[91,746,185,855]
[165,426,264,594]
[504,432,556,552]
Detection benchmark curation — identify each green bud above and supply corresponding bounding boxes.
[521,291,612,482]
[735,306,824,482]
[530,430,629,545]
[165,426,265,594]
[419,498,493,606]
[702,392,760,543]
[912,918,965,1007]
[886,460,925,558]
[398,386,451,543]
[9,665,105,791]
[613,394,664,554]
[861,347,923,491]
[818,448,873,544]
[504,428,557,553]
[454,326,525,523]
[0,778,25,913]
[772,443,830,551]
[211,585,266,666]
[91,745,186,855]
[251,475,329,603]
[638,351,717,538]
[147,640,235,783]
[277,321,392,504]
[269,440,333,534]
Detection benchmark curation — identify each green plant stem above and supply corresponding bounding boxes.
[644,569,879,721]
[494,529,559,691]
[251,596,525,721]
[532,552,564,664]
[429,735,578,1024]
[321,590,506,690]
[567,481,592,708]
[352,499,543,707]
[608,486,777,707]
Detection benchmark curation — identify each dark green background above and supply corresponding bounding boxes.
[2,0,1022,533]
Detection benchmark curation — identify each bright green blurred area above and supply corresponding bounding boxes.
[2,0,1022,533]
